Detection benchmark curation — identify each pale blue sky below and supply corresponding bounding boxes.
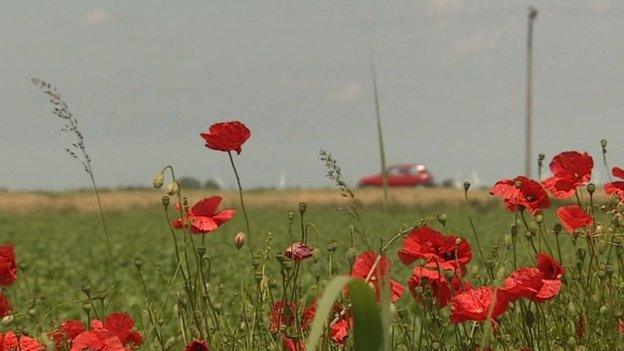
[2,1,624,190]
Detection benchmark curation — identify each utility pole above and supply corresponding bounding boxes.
[525,7,538,177]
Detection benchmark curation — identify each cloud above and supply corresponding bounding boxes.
[83,9,110,26]
[328,83,362,102]
[450,30,502,55]
[424,0,465,17]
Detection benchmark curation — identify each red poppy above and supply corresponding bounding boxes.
[450,287,509,324]
[618,319,624,335]
[330,318,351,345]
[350,252,404,303]
[0,245,17,286]
[301,300,317,331]
[556,205,593,233]
[284,242,314,262]
[408,266,471,307]
[270,300,297,333]
[49,320,85,350]
[500,267,543,303]
[0,332,43,351]
[283,337,305,351]
[490,176,550,215]
[200,121,251,155]
[0,293,11,319]
[397,226,472,273]
[103,312,143,348]
[604,166,624,201]
[172,196,235,234]
[533,252,564,302]
[186,339,210,351]
[71,320,125,351]
[542,151,593,199]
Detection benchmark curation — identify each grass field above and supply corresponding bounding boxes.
[0,188,590,348]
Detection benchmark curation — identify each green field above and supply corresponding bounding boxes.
[0,197,585,348]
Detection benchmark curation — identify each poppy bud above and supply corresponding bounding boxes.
[288,211,295,221]
[234,232,247,250]
[328,240,338,252]
[437,213,447,225]
[197,245,206,257]
[134,257,143,269]
[553,223,562,236]
[81,283,91,296]
[298,202,307,215]
[601,138,608,150]
[153,172,164,188]
[82,302,92,313]
[538,153,545,162]
[167,182,178,196]
[586,183,596,194]
[161,195,170,208]
[463,181,471,191]
[535,213,543,224]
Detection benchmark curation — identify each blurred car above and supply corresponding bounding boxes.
[358,164,434,187]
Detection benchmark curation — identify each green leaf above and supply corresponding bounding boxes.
[349,279,383,351]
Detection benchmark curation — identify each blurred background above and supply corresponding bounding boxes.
[1,1,623,191]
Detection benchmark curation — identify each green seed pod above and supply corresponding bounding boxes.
[587,183,596,194]
[196,245,206,257]
[134,257,143,269]
[553,223,562,235]
[327,240,338,253]
[601,138,608,149]
[288,211,295,221]
[161,195,170,208]
[437,213,447,226]
[535,213,544,224]
[166,182,178,196]
[463,181,471,191]
[153,172,164,189]
[81,283,91,295]
[82,302,92,313]
[298,202,307,215]
[27,308,35,317]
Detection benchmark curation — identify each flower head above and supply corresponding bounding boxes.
[0,245,17,286]
[172,196,235,234]
[200,121,251,155]
[71,312,142,351]
[605,166,624,201]
[490,176,550,214]
[50,320,85,350]
[270,300,297,333]
[351,252,404,303]
[408,266,470,307]
[284,242,314,262]
[186,339,210,351]
[542,151,593,198]
[556,205,593,233]
[398,226,472,273]
[0,332,43,351]
[450,287,509,324]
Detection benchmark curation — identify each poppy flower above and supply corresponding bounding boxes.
[270,300,297,333]
[450,287,509,324]
[284,242,314,262]
[604,167,624,201]
[556,205,593,233]
[49,320,85,350]
[490,176,550,215]
[283,337,305,351]
[533,252,564,302]
[301,300,317,331]
[0,245,17,286]
[350,252,404,303]
[397,226,472,273]
[172,196,235,234]
[186,339,210,351]
[103,312,143,348]
[0,293,11,319]
[200,121,251,155]
[500,267,543,303]
[330,318,351,345]
[71,320,125,351]
[0,332,43,351]
[542,151,593,199]
[618,319,624,335]
[408,267,471,307]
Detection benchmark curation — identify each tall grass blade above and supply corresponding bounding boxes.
[369,52,389,211]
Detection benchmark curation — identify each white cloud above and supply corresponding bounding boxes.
[83,9,110,26]
[425,0,465,17]
[450,30,502,55]
[328,82,362,102]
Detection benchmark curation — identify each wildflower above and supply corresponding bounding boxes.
[0,331,43,351]
[103,312,143,348]
[49,320,85,350]
[556,205,593,233]
[490,176,550,214]
[284,242,314,262]
[71,312,143,351]
[172,196,235,234]
[604,166,624,201]
[330,318,351,345]
[200,121,251,155]
[186,339,210,351]
[408,266,471,307]
[500,267,544,302]
[542,151,593,198]
[270,300,296,333]
[0,293,11,319]
[397,226,472,273]
[351,252,404,303]
[450,287,509,324]
[533,252,564,302]
[0,245,17,286]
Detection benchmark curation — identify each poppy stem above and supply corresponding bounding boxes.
[228,151,253,253]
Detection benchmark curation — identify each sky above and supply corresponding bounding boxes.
[2,0,624,191]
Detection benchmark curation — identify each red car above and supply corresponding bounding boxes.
[358,164,434,187]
